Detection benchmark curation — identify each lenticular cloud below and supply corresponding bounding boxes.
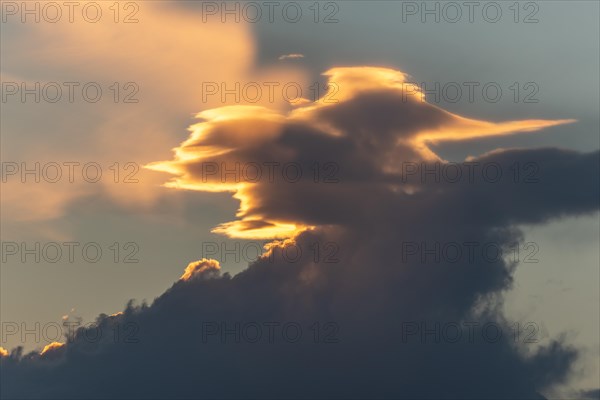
[147,67,576,239]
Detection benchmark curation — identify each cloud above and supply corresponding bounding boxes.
[2,67,598,399]
[148,67,578,239]
[578,388,600,400]
[40,342,65,357]
[278,53,305,60]
[1,2,308,227]
[180,259,221,281]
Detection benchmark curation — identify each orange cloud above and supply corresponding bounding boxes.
[40,342,65,356]
[180,259,221,281]
[2,2,308,228]
[149,66,574,240]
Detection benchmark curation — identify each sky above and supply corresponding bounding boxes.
[0,1,599,399]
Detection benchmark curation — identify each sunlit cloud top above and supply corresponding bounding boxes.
[147,66,574,240]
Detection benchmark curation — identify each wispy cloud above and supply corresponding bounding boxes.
[278,53,305,60]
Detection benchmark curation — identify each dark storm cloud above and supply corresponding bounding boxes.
[2,67,598,399]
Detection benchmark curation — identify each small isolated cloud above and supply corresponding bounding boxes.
[278,53,305,60]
